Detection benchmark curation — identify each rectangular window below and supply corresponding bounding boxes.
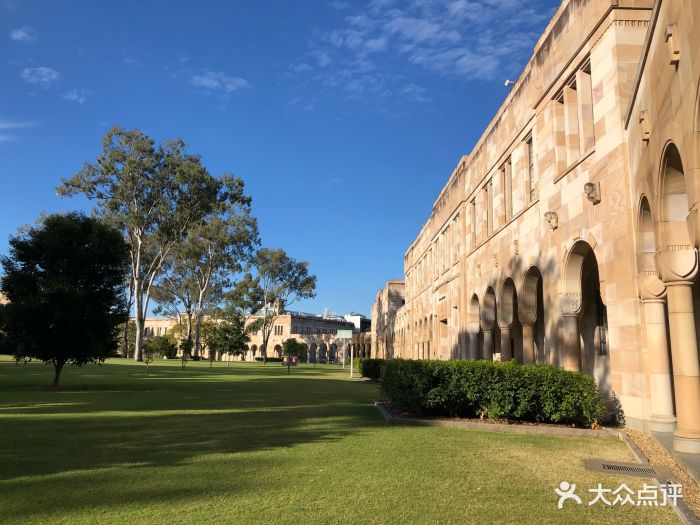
[553,57,595,175]
[500,158,512,223]
[469,199,476,250]
[526,135,538,202]
[486,179,494,236]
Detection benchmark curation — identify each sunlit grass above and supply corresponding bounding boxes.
[0,356,678,524]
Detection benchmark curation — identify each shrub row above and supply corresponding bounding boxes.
[357,358,385,381]
[380,359,607,428]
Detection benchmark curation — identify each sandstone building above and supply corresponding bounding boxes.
[142,307,354,363]
[371,0,700,456]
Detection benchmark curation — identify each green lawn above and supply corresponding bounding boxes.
[0,357,678,524]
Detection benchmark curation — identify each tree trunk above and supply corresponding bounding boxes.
[194,312,203,359]
[52,361,65,388]
[134,281,145,362]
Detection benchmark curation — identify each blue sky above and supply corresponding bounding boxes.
[0,0,559,317]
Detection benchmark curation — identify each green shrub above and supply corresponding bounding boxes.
[380,359,607,428]
[358,358,385,381]
[144,336,178,359]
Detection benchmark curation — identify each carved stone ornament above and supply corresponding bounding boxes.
[545,211,559,230]
[584,182,601,205]
[559,292,582,316]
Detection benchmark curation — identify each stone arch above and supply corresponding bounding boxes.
[560,240,609,390]
[250,344,257,358]
[309,343,318,363]
[423,316,428,359]
[319,343,328,362]
[274,344,282,358]
[638,195,658,273]
[499,278,521,362]
[521,266,545,363]
[468,293,482,360]
[300,343,308,362]
[658,142,692,250]
[481,287,497,360]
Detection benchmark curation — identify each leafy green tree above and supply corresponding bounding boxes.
[57,127,222,361]
[282,338,304,374]
[142,335,175,375]
[153,177,258,358]
[207,317,250,366]
[0,213,129,387]
[254,249,316,364]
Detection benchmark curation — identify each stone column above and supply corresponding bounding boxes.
[522,323,535,364]
[482,330,494,361]
[656,247,700,453]
[559,315,581,372]
[558,294,582,372]
[666,281,700,452]
[643,298,676,431]
[499,326,512,362]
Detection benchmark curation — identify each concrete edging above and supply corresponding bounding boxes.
[374,401,613,438]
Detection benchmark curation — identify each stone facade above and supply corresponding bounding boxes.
[371,0,700,454]
[143,309,354,363]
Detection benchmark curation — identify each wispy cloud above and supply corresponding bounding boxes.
[289,0,556,103]
[62,88,91,104]
[9,26,36,41]
[0,118,37,143]
[21,66,59,88]
[190,71,249,93]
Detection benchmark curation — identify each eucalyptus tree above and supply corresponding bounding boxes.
[58,126,221,361]
[253,249,316,364]
[153,175,258,358]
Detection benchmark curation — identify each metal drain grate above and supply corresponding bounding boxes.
[585,459,673,479]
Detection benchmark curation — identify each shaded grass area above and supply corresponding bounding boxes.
[0,356,678,524]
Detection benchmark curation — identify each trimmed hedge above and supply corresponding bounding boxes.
[358,358,385,381]
[380,359,607,428]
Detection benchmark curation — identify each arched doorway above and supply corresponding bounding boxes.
[250,344,258,361]
[300,343,309,362]
[482,287,497,360]
[521,266,545,363]
[309,343,317,363]
[319,343,328,363]
[499,278,521,362]
[468,294,482,359]
[561,240,609,393]
[274,344,282,359]
[329,343,337,362]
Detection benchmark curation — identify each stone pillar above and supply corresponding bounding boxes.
[656,248,700,452]
[482,330,494,361]
[559,294,581,372]
[522,323,535,364]
[499,326,512,362]
[666,281,700,452]
[469,332,480,360]
[642,298,676,431]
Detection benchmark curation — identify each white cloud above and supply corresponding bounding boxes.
[288,0,556,104]
[21,66,59,88]
[190,71,249,92]
[62,89,91,104]
[9,26,36,41]
[0,118,36,143]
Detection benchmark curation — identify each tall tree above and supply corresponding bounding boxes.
[57,127,221,361]
[254,249,316,364]
[0,213,129,387]
[154,176,258,358]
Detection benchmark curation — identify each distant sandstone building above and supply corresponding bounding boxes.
[142,305,355,363]
[370,0,700,455]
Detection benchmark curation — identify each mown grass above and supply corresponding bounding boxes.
[0,356,678,524]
